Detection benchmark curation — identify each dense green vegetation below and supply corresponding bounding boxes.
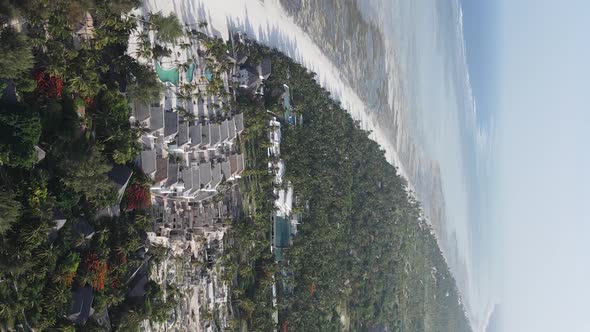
[225,41,472,331]
[221,98,280,331]
[0,1,177,330]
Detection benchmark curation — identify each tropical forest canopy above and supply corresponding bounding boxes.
[0,1,174,330]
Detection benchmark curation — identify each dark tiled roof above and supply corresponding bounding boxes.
[192,167,201,192]
[230,155,238,175]
[53,209,66,221]
[211,164,222,187]
[220,120,229,142]
[140,135,151,149]
[258,58,272,80]
[73,219,95,239]
[189,124,201,146]
[182,168,193,191]
[133,102,150,122]
[128,275,148,299]
[234,113,244,133]
[237,154,244,173]
[227,50,248,64]
[92,308,112,331]
[107,164,133,190]
[52,209,67,231]
[236,50,248,64]
[201,124,210,146]
[155,157,168,183]
[150,106,164,131]
[141,150,156,175]
[0,80,17,104]
[230,154,245,175]
[242,66,261,89]
[68,287,94,325]
[228,118,236,140]
[221,160,231,180]
[177,121,189,146]
[166,161,179,187]
[199,162,211,186]
[210,123,220,146]
[164,111,179,137]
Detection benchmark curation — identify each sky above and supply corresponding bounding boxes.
[464,0,590,331]
[460,0,498,130]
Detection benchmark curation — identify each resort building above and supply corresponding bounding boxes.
[129,24,270,332]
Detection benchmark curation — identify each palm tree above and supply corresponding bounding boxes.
[175,106,196,122]
[134,213,152,230]
[149,12,184,44]
[177,82,194,96]
[179,41,192,51]
[46,286,70,309]
[136,44,153,61]
[68,73,100,99]
[0,191,21,236]
[175,90,191,101]
[177,62,190,75]
[128,122,152,144]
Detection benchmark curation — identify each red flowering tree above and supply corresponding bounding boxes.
[125,182,151,211]
[34,69,64,98]
[85,253,108,291]
[84,97,95,108]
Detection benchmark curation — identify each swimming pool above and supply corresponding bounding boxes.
[186,62,196,82]
[155,61,179,86]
